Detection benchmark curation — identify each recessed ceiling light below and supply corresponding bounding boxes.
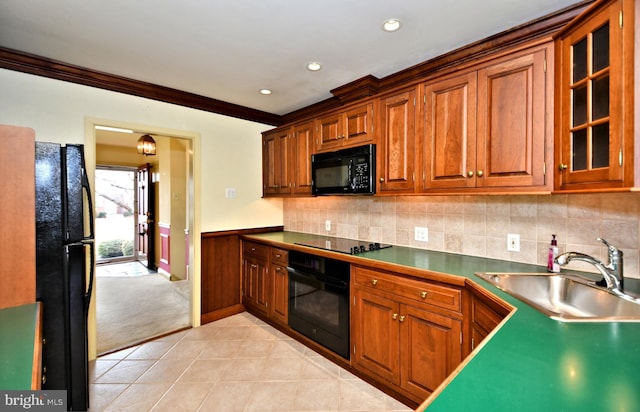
[259,89,272,95]
[382,18,401,32]
[307,62,322,71]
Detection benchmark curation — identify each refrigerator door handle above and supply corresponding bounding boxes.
[82,239,95,309]
[80,156,95,309]
[81,164,95,242]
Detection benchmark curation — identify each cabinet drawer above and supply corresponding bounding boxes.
[354,267,461,313]
[271,248,289,265]
[472,297,504,333]
[243,241,269,259]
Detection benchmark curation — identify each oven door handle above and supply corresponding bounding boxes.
[287,267,348,289]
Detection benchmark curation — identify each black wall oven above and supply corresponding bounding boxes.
[288,251,350,359]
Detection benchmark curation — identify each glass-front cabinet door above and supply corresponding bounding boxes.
[554,0,633,191]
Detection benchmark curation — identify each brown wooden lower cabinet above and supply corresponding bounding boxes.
[469,287,511,351]
[269,247,289,325]
[351,266,463,404]
[200,227,282,324]
[241,241,289,325]
[235,240,511,407]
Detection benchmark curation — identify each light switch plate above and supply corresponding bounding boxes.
[225,188,237,199]
[507,233,520,252]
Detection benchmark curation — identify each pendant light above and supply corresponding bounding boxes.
[137,134,156,156]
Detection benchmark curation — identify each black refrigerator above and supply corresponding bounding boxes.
[35,142,94,411]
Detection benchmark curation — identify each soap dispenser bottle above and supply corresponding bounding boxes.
[547,234,560,272]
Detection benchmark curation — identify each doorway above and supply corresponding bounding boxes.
[94,167,136,264]
[93,127,193,354]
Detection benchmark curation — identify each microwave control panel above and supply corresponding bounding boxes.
[351,160,370,190]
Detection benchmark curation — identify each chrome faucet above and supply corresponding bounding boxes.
[555,238,624,292]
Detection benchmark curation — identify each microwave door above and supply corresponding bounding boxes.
[314,160,350,194]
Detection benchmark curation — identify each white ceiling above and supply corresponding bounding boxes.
[0,0,581,117]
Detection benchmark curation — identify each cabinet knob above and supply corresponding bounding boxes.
[467,171,474,177]
[275,254,281,258]
[392,313,398,320]
[399,315,406,322]
[477,170,484,177]
[371,279,378,286]
[275,267,281,272]
[251,264,257,269]
[42,375,47,384]
[251,248,256,251]
[420,291,427,299]
[379,177,385,183]
[559,163,568,170]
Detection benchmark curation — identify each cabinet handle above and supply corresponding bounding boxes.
[379,177,385,183]
[420,291,427,299]
[275,254,281,258]
[559,163,568,170]
[399,315,406,322]
[392,313,398,320]
[467,171,474,177]
[477,170,484,177]
[275,267,281,272]
[371,279,378,286]
[251,264,257,269]
[42,375,46,385]
[251,248,256,252]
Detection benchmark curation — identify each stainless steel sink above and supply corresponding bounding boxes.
[475,272,640,322]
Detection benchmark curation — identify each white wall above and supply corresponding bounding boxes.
[0,68,283,230]
[0,68,284,357]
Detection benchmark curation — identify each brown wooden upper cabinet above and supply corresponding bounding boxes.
[290,121,314,195]
[554,0,635,192]
[377,88,417,194]
[262,126,291,196]
[315,102,375,153]
[421,43,553,192]
[262,120,314,197]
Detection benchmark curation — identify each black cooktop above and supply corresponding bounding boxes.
[295,236,392,255]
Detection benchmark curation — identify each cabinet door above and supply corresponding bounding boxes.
[291,121,314,195]
[242,256,255,303]
[270,263,288,324]
[344,103,374,147]
[262,128,290,196]
[423,72,477,189]
[400,304,462,400]
[555,0,626,190]
[352,288,401,385]
[315,112,344,152]
[379,89,416,193]
[243,255,268,314]
[476,47,549,188]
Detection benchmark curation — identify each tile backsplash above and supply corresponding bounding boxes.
[283,192,640,279]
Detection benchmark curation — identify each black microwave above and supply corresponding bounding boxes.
[311,144,376,195]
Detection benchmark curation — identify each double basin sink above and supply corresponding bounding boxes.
[475,272,640,322]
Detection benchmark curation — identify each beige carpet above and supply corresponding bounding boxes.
[96,263,190,354]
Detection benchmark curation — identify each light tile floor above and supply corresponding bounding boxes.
[90,312,412,412]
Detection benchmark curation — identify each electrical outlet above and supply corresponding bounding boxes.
[507,233,520,252]
[415,227,429,242]
[325,220,331,232]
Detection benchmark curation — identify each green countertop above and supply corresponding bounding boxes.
[0,303,40,390]
[245,231,640,411]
